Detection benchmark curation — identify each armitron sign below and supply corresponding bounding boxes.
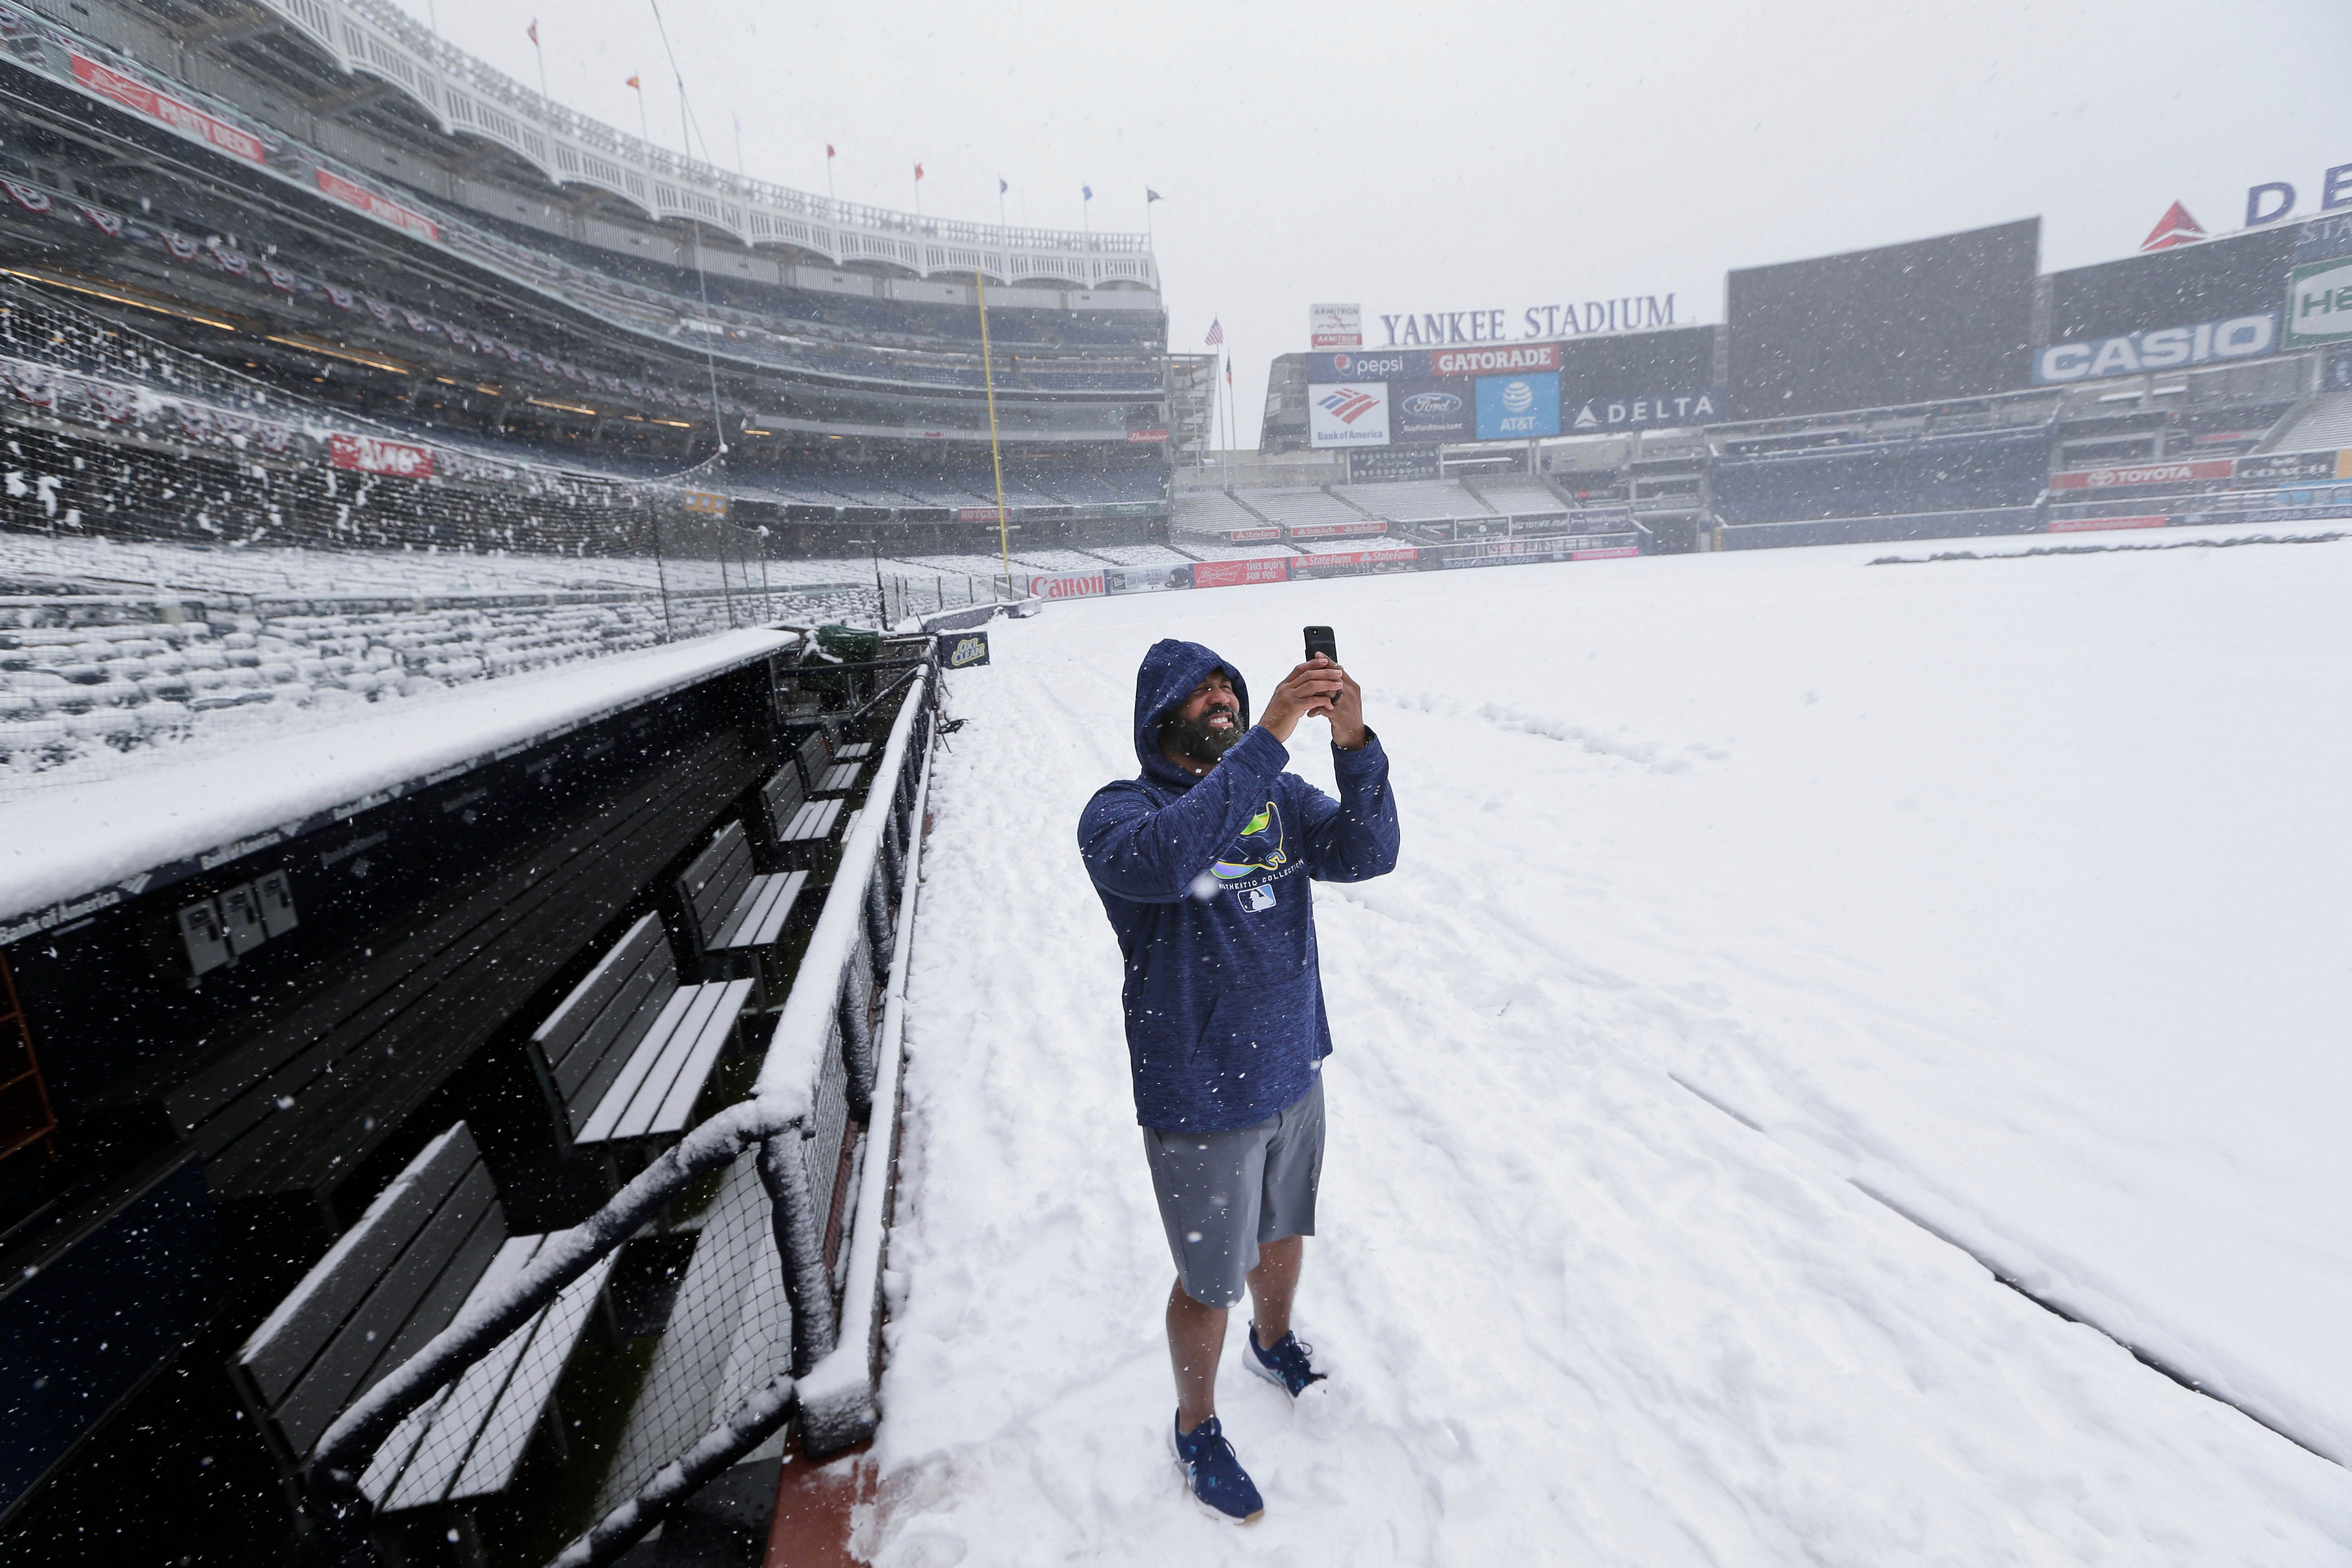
[328,434,434,478]
[1311,303,1363,349]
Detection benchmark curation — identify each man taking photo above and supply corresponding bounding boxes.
[1077,637,1401,1523]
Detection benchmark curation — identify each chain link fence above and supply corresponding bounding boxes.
[879,569,1021,627]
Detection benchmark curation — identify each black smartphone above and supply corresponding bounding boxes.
[1304,625,1338,664]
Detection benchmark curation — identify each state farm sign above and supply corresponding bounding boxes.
[328,433,435,478]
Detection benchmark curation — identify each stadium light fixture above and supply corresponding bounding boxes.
[262,334,411,374]
[651,418,693,429]
[0,269,236,331]
[526,397,599,416]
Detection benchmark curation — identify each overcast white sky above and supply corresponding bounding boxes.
[397,0,2352,424]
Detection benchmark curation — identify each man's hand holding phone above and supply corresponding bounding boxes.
[1259,632,1367,749]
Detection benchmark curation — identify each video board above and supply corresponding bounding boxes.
[1727,219,2039,416]
[2049,226,2296,343]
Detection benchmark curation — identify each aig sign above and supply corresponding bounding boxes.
[2034,314,2278,383]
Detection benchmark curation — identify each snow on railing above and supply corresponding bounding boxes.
[299,659,936,1568]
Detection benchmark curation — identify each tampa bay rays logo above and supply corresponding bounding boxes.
[1212,800,1288,882]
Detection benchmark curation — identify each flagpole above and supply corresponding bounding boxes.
[976,270,1013,591]
[531,27,548,101]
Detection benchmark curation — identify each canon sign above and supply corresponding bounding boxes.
[2033,314,2278,383]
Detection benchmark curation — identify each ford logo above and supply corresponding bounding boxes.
[1402,392,1462,416]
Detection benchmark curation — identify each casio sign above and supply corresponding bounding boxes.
[1401,390,1463,417]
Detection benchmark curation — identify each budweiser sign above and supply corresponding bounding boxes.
[71,54,266,164]
[1191,558,1292,588]
[329,434,434,478]
[314,169,441,243]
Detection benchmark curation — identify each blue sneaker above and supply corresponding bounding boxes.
[1247,1326,1328,1398]
[1170,1412,1264,1523]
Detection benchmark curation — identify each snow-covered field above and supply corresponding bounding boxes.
[872,529,2352,1563]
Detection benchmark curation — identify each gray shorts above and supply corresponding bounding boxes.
[1141,1076,1325,1308]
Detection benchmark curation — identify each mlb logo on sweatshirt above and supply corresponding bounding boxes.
[1241,886,1277,912]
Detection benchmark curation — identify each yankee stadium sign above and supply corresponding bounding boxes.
[1377,295,1678,346]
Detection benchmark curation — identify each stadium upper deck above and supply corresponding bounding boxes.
[0,0,1171,497]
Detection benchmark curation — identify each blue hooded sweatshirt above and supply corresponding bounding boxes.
[1078,638,1400,1131]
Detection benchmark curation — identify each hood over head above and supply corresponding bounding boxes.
[1133,638,1250,787]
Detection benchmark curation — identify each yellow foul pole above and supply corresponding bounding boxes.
[976,270,1013,591]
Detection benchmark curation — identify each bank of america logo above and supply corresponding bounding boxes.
[1318,387,1379,424]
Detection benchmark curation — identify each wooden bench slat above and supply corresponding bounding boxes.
[556,969,686,1120]
[571,987,699,1145]
[814,763,862,795]
[780,798,843,844]
[833,741,873,760]
[363,1233,545,1510]
[544,933,677,1104]
[607,980,745,1142]
[239,1125,480,1407]
[531,914,665,1066]
[680,823,756,942]
[642,980,755,1138]
[273,1170,505,1459]
[444,1247,622,1501]
[759,768,808,841]
[708,871,804,951]
[364,1238,623,1511]
[794,731,829,790]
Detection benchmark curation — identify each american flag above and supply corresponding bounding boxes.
[1205,318,1224,346]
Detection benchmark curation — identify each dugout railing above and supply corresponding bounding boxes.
[293,649,939,1568]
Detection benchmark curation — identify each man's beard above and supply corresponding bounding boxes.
[1162,706,1243,767]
